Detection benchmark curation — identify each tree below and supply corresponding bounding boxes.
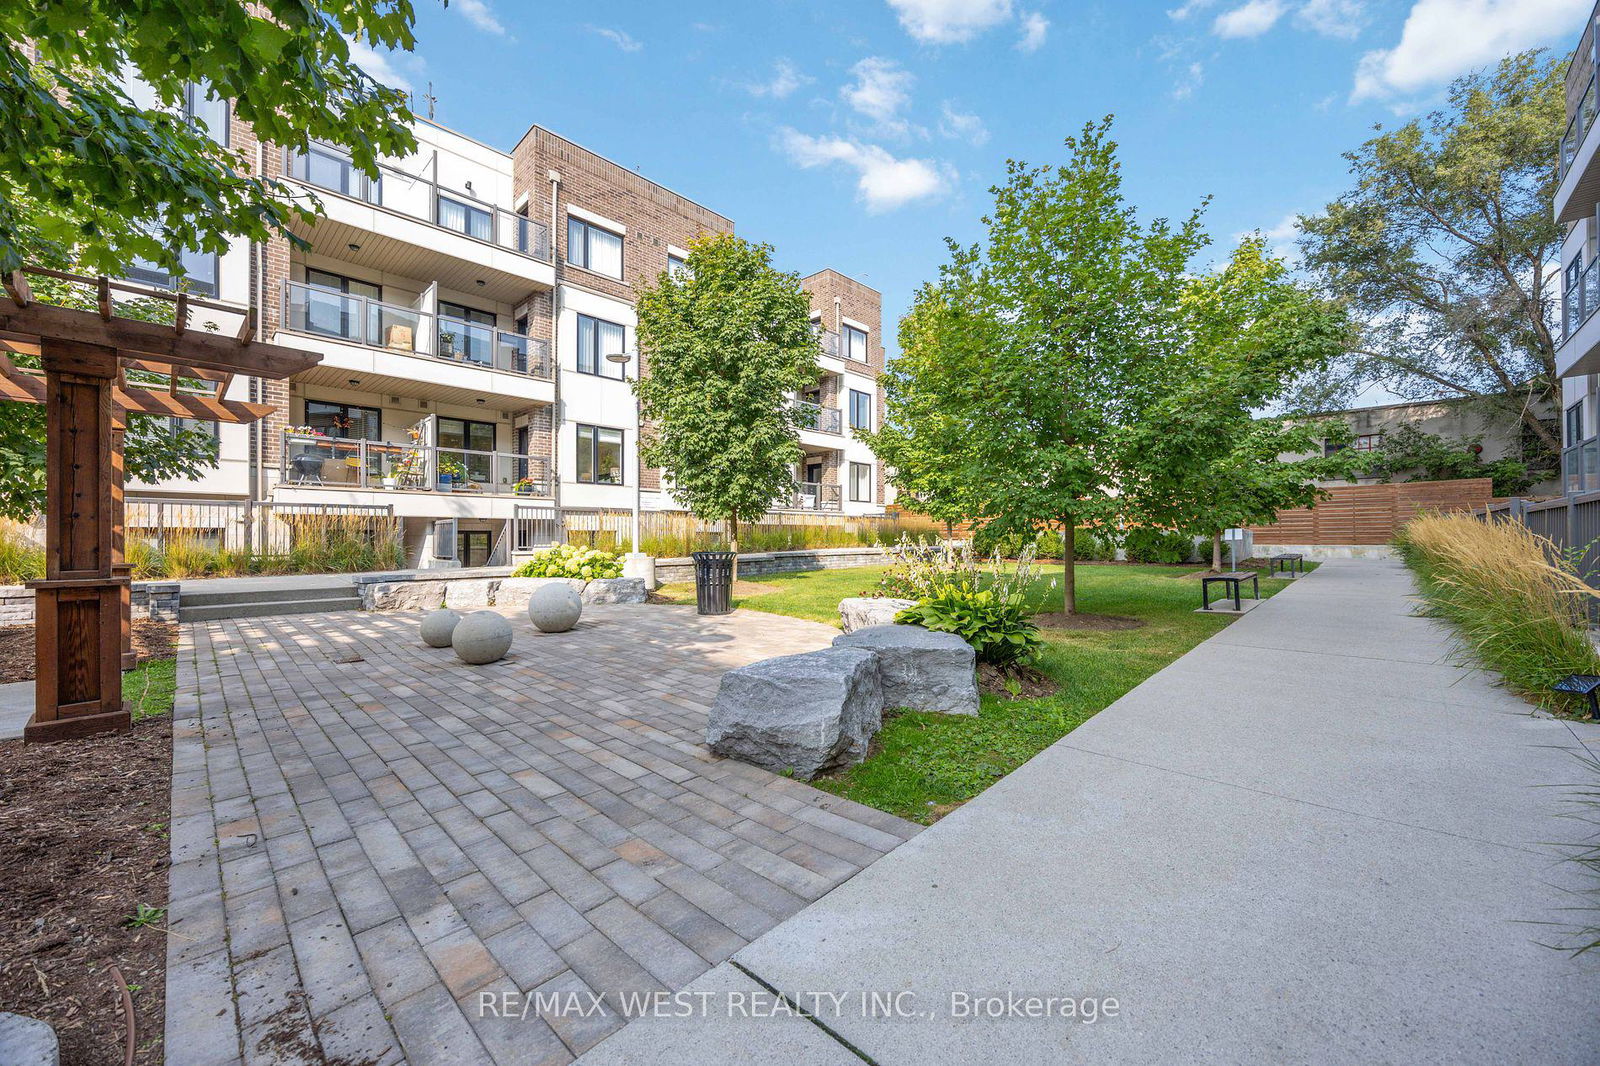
[1294,50,1564,453]
[1125,237,1357,570]
[861,280,990,539]
[2,0,418,275]
[1362,423,1542,497]
[877,118,1207,614]
[632,233,821,576]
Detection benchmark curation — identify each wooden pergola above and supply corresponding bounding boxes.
[0,266,321,742]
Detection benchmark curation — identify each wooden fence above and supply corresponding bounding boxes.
[1249,479,1499,545]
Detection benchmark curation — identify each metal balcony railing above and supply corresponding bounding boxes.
[280,434,552,496]
[1563,74,1599,181]
[284,143,552,261]
[817,328,841,359]
[787,482,842,511]
[793,399,843,435]
[280,280,552,378]
[1563,257,1600,345]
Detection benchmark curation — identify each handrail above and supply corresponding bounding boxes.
[279,433,552,496]
[792,399,843,434]
[280,279,552,378]
[283,142,552,262]
[789,482,843,511]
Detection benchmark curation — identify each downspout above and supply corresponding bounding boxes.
[548,167,562,518]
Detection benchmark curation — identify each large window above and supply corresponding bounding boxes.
[1568,400,1585,445]
[845,325,869,363]
[127,246,219,297]
[305,401,381,440]
[438,417,497,484]
[576,314,627,378]
[120,73,228,146]
[849,462,872,503]
[292,143,381,204]
[849,389,872,432]
[300,269,380,341]
[576,424,624,485]
[568,216,623,278]
[667,254,689,278]
[438,301,496,365]
[437,195,493,242]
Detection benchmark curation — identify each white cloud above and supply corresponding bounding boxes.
[1168,0,1218,19]
[588,26,643,53]
[886,0,1028,44]
[1295,0,1366,38]
[1352,0,1586,103]
[939,102,989,144]
[454,0,507,36]
[1247,212,1305,264]
[778,128,952,212]
[747,59,812,99]
[842,56,916,136]
[1172,61,1205,100]
[348,39,419,92]
[1017,11,1050,51]
[1213,0,1287,38]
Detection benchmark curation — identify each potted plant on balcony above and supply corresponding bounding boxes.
[438,329,458,360]
[437,456,468,491]
[513,476,538,497]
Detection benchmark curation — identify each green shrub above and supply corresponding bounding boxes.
[1122,527,1196,565]
[513,543,622,581]
[0,527,44,584]
[1075,527,1117,561]
[896,586,1042,667]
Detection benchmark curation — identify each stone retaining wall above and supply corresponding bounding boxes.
[0,581,179,626]
[352,569,644,610]
[653,547,888,584]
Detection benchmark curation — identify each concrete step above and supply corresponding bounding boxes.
[179,595,362,623]
[180,583,357,607]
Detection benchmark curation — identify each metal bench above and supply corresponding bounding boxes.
[1269,552,1304,578]
[1201,570,1260,611]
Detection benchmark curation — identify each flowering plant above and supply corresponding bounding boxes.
[512,543,623,580]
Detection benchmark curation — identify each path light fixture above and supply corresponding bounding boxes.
[1552,674,1600,719]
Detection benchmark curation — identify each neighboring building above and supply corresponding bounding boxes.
[1309,397,1560,496]
[1557,4,1600,495]
[122,97,890,566]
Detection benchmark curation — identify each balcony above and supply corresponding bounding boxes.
[282,144,553,301]
[1565,435,1599,495]
[785,483,842,511]
[279,433,551,497]
[794,399,843,435]
[1557,71,1600,223]
[1559,259,1600,377]
[281,280,550,379]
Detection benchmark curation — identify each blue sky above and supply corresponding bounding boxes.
[358,0,1587,375]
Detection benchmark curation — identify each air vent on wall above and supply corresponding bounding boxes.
[418,400,429,409]
[501,411,511,420]
[390,396,402,404]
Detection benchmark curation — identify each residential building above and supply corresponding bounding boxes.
[121,102,890,566]
[1557,3,1600,494]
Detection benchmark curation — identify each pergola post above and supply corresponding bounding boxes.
[113,417,135,671]
[24,338,131,741]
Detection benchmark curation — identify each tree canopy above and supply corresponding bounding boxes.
[632,233,821,566]
[1,0,418,277]
[1294,49,1564,452]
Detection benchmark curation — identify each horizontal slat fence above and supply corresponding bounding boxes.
[1249,479,1498,545]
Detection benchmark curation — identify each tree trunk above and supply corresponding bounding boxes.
[944,519,954,541]
[730,516,740,583]
[1212,530,1223,572]
[1062,516,1076,615]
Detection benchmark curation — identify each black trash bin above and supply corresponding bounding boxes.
[691,551,736,615]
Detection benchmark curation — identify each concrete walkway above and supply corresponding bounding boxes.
[582,559,1600,1064]
[0,680,30,740]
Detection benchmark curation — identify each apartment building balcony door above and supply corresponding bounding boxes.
[304,269,381,339]
[437,416,497,485]
[457,529,491,568]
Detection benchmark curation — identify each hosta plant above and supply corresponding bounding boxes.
[512,544,623,581]
[896,585,1042,667]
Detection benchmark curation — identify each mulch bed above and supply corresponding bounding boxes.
[0,714,173,1066]
[0,621,177,684]
[1033,611,1146,631]
[979,662,1061,699]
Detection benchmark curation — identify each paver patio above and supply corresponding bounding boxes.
[163,603,919,1066]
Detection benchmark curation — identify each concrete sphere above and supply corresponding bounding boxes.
[420,608,462,648]
[452,611,513,664]
[528,582,583,633]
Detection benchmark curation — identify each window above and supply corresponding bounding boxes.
[576,314,627,378]
[1569,401,1586,445]
[438,302,496,365]
[845,326,869,363]
[292,143,381,204]
[438,417,497,484]
[305,401,381,440]
[849,462,872,503]
[576,424,624,485]
[849,390,872,432]
[301,269,380,340]
[184,82,229,146]
[437,195,493,242]
[457,530,491,567]
[169,416,219,440]
[568,216,623,278]
[1351,434,1379,451]
[667,254,689,278]
[127,246,219,297]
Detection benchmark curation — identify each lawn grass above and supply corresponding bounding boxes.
[124,657,177,721]
[660,561,1313,822]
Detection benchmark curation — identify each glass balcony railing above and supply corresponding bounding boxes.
[284,144,552,262]
[281,280,552,378]
[1562,74,1599,182]
[1565,435,1599,495]
[1562,257,1600,345]
[280,434,552,496]
[788,482,842,511]
[793,399,843,435]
